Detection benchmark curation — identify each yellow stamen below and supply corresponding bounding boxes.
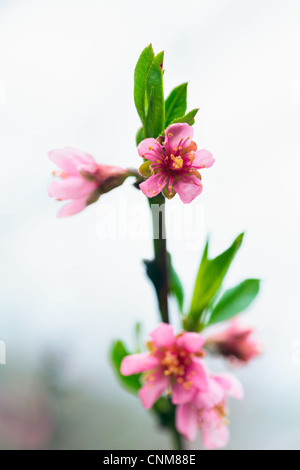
[170,154,183,170]
[146,341,154,351]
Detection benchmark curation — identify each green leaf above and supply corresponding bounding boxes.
[145,51,165,138]
[208,279,260,326]
[136,126,144,146]
[188,233,244,329]
[169,108,199,126]
[168,253,184,312]
[165,83,188,127]
[134,44,154,124]
[110,340,141,394]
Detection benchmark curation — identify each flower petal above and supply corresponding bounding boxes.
[49,148,95,175]
[137,138,163,163]
[139,174,164,198]
[57,198,87,218]
[187,358,209,391]
[48,177,97,200]
[165,123,194,151]
[149,323,176,348]
[214,373,244,400]
[194,377,224,409]
[175,404,198,442]
[193,149,215,169]
[201,410,230,450]
[120,353,159,376]
[139,374,169,409]
[173,175,203,204]
[172,381,197,405]
[176,332,205,353]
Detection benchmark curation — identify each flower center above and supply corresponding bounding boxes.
[146,340,205,391]
[161,350,187,376]
[170,154,183,170]
[198,404,229,428]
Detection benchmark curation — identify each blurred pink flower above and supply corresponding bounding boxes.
[206,320,262,365]
[48,147,130,217]
[176,373,243,449]
[138,123,214,203]
[121,323,208,409]
[0,387,54,450]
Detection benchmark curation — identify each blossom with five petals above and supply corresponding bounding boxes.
[121,323,208,409]
[138,123,214,203]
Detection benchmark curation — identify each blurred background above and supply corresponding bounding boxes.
[0,0,299,450]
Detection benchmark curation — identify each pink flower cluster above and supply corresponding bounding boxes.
[48,123,213,217]
[121,323,244,449]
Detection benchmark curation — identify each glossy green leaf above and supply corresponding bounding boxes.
[208,279,260,326]
[165,83,188,127]
[169,108,199,126]
[145,51,165,138]
[188,233,244,327]
[168,253,184,312]
[110,340,141,394]
[136,126,144,146]
[134,44,154,123]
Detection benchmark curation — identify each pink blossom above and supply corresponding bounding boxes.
[48,147,130,217]
[176,372,243,449]
[121,323,208,409]
[138,123,214,203]
[206,320,262,365]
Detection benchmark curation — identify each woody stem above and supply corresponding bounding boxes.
[149,193,169,324]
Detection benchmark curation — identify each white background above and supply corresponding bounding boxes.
[0,0,300,449]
